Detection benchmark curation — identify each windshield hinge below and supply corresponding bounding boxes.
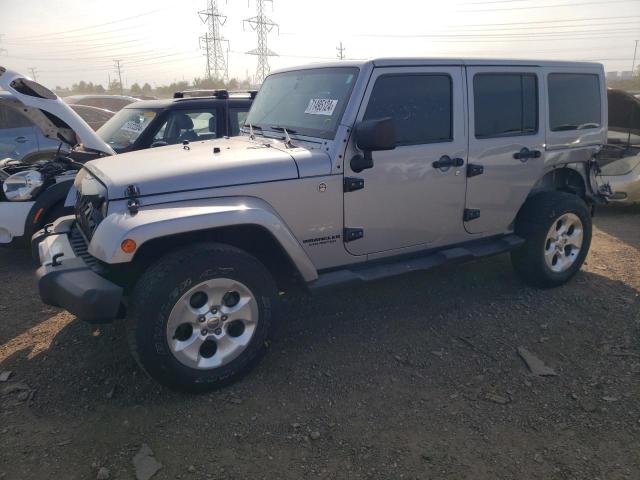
[125,184,141,215]
[343,177,364,192]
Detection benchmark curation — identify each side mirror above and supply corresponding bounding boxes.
[351,117,396,173]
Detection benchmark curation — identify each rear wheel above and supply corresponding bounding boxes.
[128,243,278,392]
[511,191,592,288]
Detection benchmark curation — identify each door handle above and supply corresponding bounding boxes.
[432,155,464,169]
[15,136,28,144]
[513,147,541,161]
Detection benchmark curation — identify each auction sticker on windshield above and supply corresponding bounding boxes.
[121,120,145,134]
[305,98,338,116]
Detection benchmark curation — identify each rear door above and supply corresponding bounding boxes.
[343,66,469,256]
[465,67,546,234]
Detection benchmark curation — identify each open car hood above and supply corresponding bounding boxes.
[0,66,115,156]
[608,88,640,139]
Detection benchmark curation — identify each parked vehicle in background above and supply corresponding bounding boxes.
[0,91,70,162]
[62,94,139,112]
[32,58,609,392]
[96,89,254,153]
[597,89,640,204]
[68,104,114,130]
[0,68,255,247]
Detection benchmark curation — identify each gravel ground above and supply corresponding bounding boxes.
[0,206,638,480]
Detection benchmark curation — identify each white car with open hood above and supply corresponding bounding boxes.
[0,67,114,245]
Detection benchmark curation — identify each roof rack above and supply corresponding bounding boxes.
[172,89,258,100]
[173,89,229,99]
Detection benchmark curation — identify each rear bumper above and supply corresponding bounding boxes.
[0,201,35,245]
[33,217,122,324]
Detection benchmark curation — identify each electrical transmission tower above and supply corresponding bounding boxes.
[199,0,229,81]
[0,35,7,56]
[243,0,278,85]
[28,67,38,81]
[336,41,345,60]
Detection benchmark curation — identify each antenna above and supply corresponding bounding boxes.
[243,0,278,85]
[199,0,229,81]
[336,41,345,60]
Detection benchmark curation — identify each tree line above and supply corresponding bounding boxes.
[55,77,254,98]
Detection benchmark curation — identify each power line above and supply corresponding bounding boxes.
[459,0,638,12]
[244,0,279,84]
[199,0,229,80]
[12,8,168,41]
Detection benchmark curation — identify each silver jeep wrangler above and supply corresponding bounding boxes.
[34,58,608,391]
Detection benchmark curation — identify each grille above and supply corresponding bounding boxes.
[69,223,99,268]
[74,191,105,240]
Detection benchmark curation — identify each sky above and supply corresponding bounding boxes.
[0,0,639,88]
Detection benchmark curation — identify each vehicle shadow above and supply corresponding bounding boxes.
[1,252,638,413]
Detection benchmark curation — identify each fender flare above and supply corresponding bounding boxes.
[88,196,319,282]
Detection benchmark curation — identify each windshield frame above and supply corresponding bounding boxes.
[244,66,360,140]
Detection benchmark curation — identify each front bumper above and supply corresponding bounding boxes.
[601,171,640,204]
[0,200,35,244]
[33,217,123,324]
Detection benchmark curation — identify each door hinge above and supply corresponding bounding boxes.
[343,177,365,192]
[344,228,364,242]
[467,164,484,178]
[463,209,481,222]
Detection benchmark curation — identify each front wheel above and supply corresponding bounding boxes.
[511,191,592,288]
[128,243,278,392]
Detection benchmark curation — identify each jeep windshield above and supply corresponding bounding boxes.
[97,108,159,152]
[245,67,359,140]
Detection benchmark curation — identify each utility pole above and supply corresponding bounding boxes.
[199,0,229,81]
[632,40,639,76]
[336,41,345,60]
[113,59,124,94]
[244,0,278,85]
[28,67,37,81]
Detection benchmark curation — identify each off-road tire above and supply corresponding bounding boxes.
[128,242,278,392]
[511,191,592,288]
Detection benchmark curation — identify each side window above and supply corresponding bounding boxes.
[153,110,216,145]
[229,108,249,136]
[363,74,452,146]
[474,73,538,138]
[548,73,601,131]
[0,105,33,129]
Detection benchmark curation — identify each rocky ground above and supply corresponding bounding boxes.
[0,206,638,480]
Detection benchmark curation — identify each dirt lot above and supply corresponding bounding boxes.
[0,206,638,480]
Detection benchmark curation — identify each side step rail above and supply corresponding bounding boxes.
[309,234,524,290]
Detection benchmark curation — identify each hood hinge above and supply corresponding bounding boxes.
[344,228,364,242]
[463,209,480,222]
[343,177,365,192]
[467,164,484,178]
[125,184,141,215]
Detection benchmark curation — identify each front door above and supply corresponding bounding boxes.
[464,67,546,235]
[343,66,468,256]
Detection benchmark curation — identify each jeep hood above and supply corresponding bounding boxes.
[0,66,115,156]
[83,136,331,199]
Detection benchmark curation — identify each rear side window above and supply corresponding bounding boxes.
[229,108,249,136]
[548,73,601,131]
[474,73,538,138]
[363,74,452,146]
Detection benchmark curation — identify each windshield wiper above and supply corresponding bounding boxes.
[270,126,297,148]
[242,123,263,140]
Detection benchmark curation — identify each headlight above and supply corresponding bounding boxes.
[2,170,44,201]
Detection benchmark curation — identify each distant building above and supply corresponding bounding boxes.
[620,71,634,80]
[606,71,620,81]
